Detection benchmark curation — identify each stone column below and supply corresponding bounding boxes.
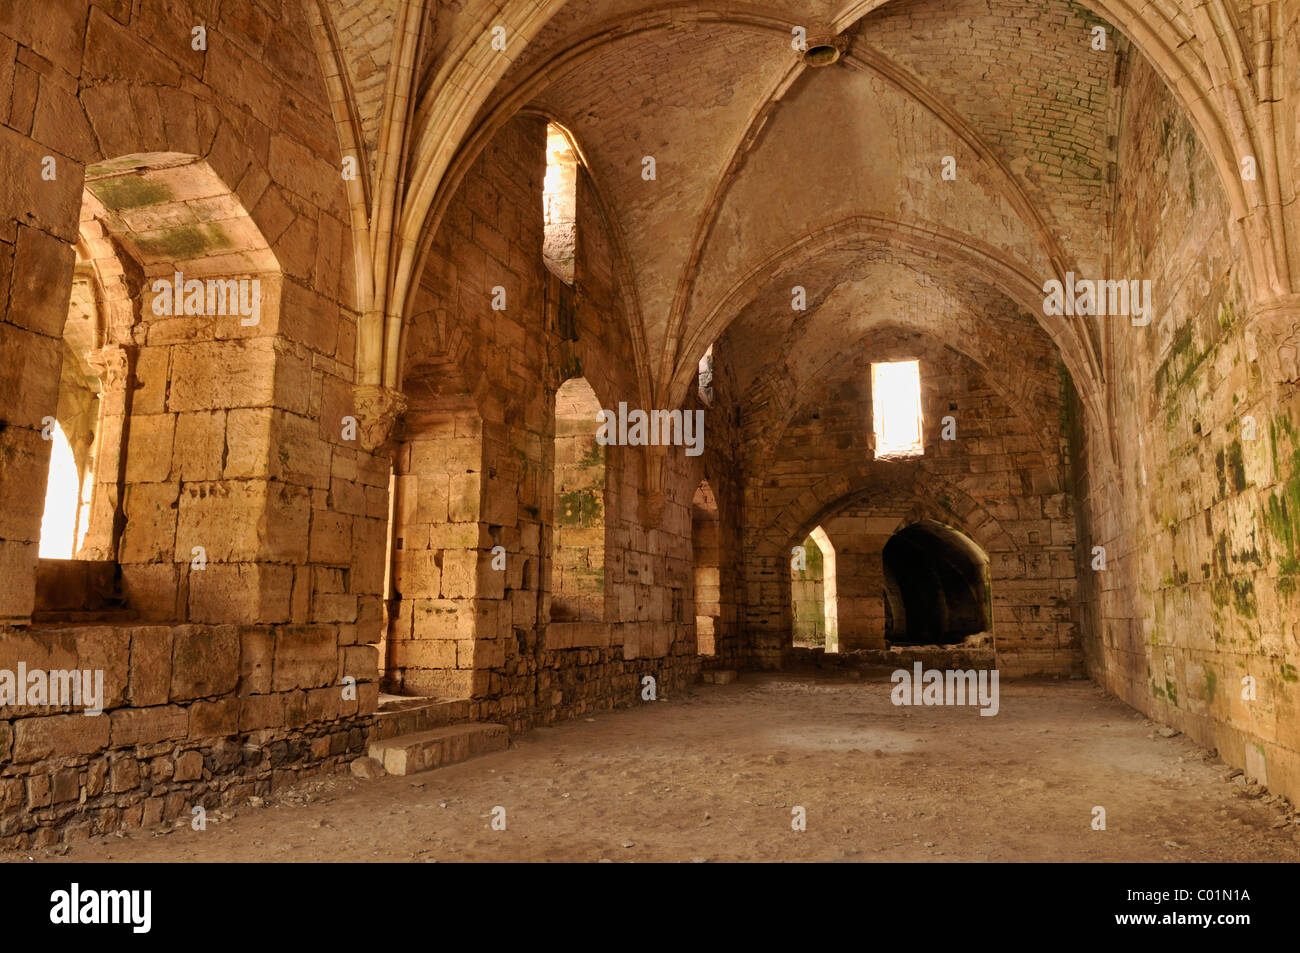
[78,344,131,560]
[821,522,892,650]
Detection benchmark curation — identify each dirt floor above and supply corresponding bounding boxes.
[9,672,1300,863]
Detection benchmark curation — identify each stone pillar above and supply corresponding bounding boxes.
[743,551,787,669]
[78,345,130,560]
[821,521,893,650]
[834,548,888,650]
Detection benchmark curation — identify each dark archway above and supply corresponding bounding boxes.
[883,520,990,645]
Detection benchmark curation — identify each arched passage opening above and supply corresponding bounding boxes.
[550,376,606,622]
[691,479,720,656]
[27,152,282,623]
[791,525,838,652]
[882,520,991,646]
[38,421,83,559]
[37,252,105,563]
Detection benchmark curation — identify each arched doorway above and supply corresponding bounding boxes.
[692,479,720,656]
[791,525,838,652]
[551,376,606,622]
[882,520,990,645]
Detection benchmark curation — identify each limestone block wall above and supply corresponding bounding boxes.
[387,406,484,698]
[741,331,1078,674]
[1073,53,1300,803]
[0,1,385,845]
[790,537,826,645]
[397,116,748,730]
[817,513,892,652]
[552,379,606,622]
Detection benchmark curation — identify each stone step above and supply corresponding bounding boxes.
[701,669,739,685]
[373,697,472,741]
[368,723,508,776]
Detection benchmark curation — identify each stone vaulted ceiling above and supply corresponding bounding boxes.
[308,0,1295,440]
[459,0,1137,418]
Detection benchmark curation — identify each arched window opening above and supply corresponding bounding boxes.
[39,422,83,559]
[872,359,923,459]
[792,525,838,652]
[692,480,720,656]
[698,344,714,406]
[551,377,605,622]
[31,152,282,624]
[33,255,108,565]
[882,520,990,645]
[543,123,578,284]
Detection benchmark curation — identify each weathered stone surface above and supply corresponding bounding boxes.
[350,756,385,780]
[109,706,188,747]
[174,750,204,782]
[12,713,110,762]
[367,723,508,776]
[272,626,337,691]
[128,627,173,707]
[239,627,274,694]
[171,626,239,701]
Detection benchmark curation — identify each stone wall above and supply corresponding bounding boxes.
[0,0,384,847]
[1074,52,1300,803]
[0,622,377,847]
[395,116,748,730]
[790,535,826,646]
[740,328,1078,674]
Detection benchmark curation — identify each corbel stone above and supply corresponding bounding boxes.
[1245,295,1300,388]
[639,444,668,526]
[353,385,408,452]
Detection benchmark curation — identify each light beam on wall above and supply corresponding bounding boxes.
[872,360,924,459]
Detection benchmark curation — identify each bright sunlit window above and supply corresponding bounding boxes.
[698,343,714,405]
[39,421,82,558]
[542,123,577,283]
[872,360,923,459]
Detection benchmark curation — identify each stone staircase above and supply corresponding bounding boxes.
[367,694,508,776]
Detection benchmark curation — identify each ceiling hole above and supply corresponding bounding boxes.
[803,45,840,67]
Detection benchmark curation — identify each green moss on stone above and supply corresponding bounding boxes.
[134,223,232,259]
[558,488,601,526]
[86,175,171,209]
[1231,576,1258,619]
[577,439,605,469]
[1154,321,1206,397]
[1226,439,1247,493]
